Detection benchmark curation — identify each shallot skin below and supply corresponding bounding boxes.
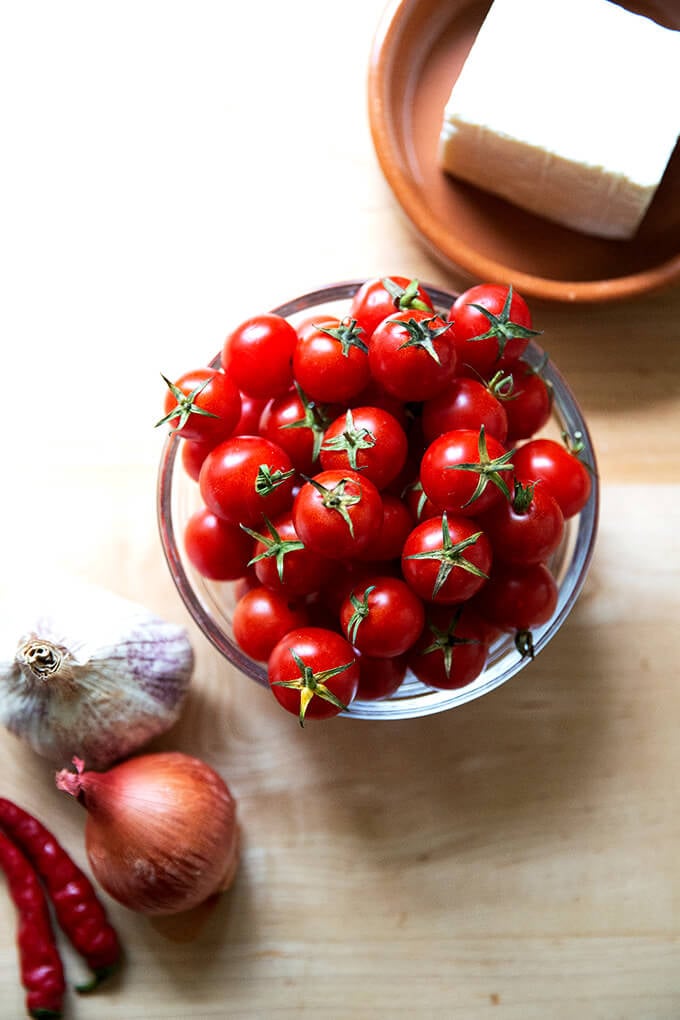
[0,578,194,769]
[57,752,240,916]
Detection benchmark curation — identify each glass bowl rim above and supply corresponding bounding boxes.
[157,279,600,720]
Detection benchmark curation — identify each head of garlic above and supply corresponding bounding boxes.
[0,576,194,769]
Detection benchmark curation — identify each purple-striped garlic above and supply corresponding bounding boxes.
[0,577,193,769]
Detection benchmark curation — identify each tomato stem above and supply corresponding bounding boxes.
[272,649,352,726]
[320,409,376,471]
[447,425,515,507]
[404,512,488,599]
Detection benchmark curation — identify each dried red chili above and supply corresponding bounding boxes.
[0,829,65,1019]
[0,798,121,991]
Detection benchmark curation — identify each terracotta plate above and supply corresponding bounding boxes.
[368,0,680,302]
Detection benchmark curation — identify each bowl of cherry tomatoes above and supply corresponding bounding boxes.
[157,278,599,723]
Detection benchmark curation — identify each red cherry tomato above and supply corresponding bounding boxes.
[259,386,339,474]
[421,376,508,445]
[158,368,241,445]
[355,652,408,701]
[480,479,565,565]
[512,436,592,518]
[401,513,492,604]
[233,586,310,662]
[292,469,383,560]
[471,561,558,657]
[420,427,514,517]
[292,318,370,403]
[407,606,489,690]
[233,392,268,437]
[267,627,360,724]
[180,438,214,482]
[199,435,296,526]
[368,309,456,401]
[242,513,332,596]
[221,313,297,399]
[183,506,253,581]
[320,405,408,490]
[339,575,425,658]
[349,275,434,339]
[449,284,538,378]
[355,493,414,561]
[503,361,552,442]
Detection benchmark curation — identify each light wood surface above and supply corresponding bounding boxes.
[1,2,679,1018]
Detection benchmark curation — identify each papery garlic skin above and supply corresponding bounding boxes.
[0,578,194,769]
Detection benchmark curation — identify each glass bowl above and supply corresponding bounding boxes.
[157,280,599,720]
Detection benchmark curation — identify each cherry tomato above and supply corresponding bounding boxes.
[158,368,241,445]
[401,513,492,604]
[292,469,383,560]
[480,479,565,565]
[320,405,408,490]
[199,435,296,526]
[221,313,297,399]
[407,606,489,690]
[449,284,538,378]
[368,309,456,401]
[356,493,414,561]
[420,426,514,517]
[259,385,338,474]
[349,275,434,339]
[512,436,592,518]
[355,651,408,701]
[267,627,360,725]
[181,438,214,482]
[183,506,253,581]
[242,513,332,596]
[339,575,425,658]
[232,586,310,662]
[403,478,443,524]
[349,376,410,429]
[233,392,269,436]
[503,361,552,442]
[421,376,508,445]
[292,318,370,403]
[471,561,558,658]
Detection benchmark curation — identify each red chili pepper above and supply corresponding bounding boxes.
[0,798,121,991]
[0,829,65,1019]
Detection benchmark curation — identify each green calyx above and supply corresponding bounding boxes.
[321,408,376,471]
[511,478,536,514]
[397,316,452,364]
[241,516,304,584]
[254,463,296,497]
[446,425,515,508]
[465,285,542,361]
[154,373,220,431]
[303,475,362,537]
[382,276,432,313]
[346,585,377,644]
[404,512,488,599]
[272,648,352,726]
[420,607,481,679]
[280,382,335,463]
[319,317,368,356]
[486,369,516,402]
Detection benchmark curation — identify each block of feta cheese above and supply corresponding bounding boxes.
[438,0,680,239]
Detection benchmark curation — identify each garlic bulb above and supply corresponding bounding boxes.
[0,576,194,769]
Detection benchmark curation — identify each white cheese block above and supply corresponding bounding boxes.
[438,0,680,239]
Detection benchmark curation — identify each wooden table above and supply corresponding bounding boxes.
[1,2,679,1017]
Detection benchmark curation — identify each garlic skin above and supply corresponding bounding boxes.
[0,577,194,769]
